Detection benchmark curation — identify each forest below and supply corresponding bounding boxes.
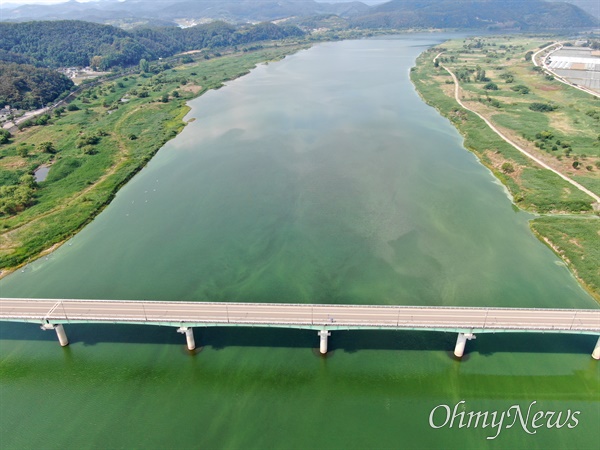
[0,62,74,110]
[0,20,305,70]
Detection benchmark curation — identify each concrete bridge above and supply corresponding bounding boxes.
[1,298,599,359]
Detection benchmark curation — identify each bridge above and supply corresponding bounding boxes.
[1,298,599,359]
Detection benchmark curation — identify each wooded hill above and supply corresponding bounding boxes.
[0,20,305,70]
[0,62,74,110]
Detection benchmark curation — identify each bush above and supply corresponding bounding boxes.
[76,134,100,148]
[38,141,56,153]
[501,162,515,173]
[0,129,10,144]
[510,85,529,94]
[529,103,556,112]
[35,114,50,125]
[483,82,499,90]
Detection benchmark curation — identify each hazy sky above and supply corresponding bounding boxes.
[1,0,386,6]
[2,0,100,4]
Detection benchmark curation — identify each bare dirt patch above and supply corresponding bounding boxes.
[0,156,28,170]
[535,84,561,91]
[180,84,203,94]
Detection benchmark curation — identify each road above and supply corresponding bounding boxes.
[1,298,599,333]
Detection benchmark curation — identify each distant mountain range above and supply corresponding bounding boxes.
[351,0,598,30]
[559,0,599,19]
[0,0,597,29]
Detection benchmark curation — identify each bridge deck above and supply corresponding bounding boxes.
[1,298,599,335]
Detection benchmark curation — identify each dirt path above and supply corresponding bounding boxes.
[434,52,600,206]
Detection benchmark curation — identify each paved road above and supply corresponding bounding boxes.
[1,298,598,333]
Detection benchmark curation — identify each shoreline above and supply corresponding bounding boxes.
[0,44,311,276]
[410,37,600,301]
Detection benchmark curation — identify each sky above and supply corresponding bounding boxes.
[1,0,102,5]
[0,0,385,5]
[0,0,387,7]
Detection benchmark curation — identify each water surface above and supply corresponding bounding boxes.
[1,36,598,449]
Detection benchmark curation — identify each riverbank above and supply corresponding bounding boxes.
[411,35,600,300]
[0,43,310,274]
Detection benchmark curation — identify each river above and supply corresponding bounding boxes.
[0,35,598,449]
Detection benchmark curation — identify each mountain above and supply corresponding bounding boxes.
[351,0,598,29]
[558,0,600,19]
[0,0,369,26]
[1,0,595,29]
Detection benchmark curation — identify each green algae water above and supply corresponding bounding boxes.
[1,36,598,449]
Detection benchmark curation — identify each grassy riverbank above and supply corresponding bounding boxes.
[411,35,600,300]
[0,43,309,273]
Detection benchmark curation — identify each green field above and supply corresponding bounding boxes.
[0,44,309,271]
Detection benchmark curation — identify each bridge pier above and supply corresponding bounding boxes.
[318,329,331,354]
[592,336,600,360]
[454,332,475,358]
[177,327,195,351]
[41,323,69,346]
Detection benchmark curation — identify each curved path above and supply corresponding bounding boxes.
[434,53,600,204]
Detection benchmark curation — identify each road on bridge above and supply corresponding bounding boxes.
[1,298,599,333]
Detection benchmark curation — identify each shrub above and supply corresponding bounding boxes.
[529,103,556,112]
[0,129,10,144]
[510,85,530,94]
[38,141,56,153]
[76,134,100,148]
[35,114,50,126]
[501,162,515,173]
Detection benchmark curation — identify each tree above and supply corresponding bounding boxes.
[139,58,150,73]
[90,55,103,70]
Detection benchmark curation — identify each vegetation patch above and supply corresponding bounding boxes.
[530,217,600,301]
